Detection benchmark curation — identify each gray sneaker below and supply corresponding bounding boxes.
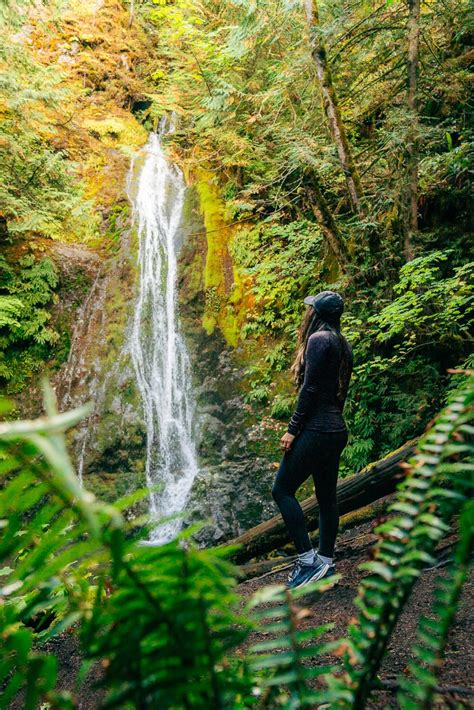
[287,556,335,590]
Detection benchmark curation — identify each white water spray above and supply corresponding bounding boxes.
[128,130,199,543]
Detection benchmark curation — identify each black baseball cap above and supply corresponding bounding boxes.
[304,290,344,322]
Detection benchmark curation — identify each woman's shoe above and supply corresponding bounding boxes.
[287,556,335,590]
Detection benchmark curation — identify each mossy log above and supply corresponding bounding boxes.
[238,497,392,580]
[225,438,418,563]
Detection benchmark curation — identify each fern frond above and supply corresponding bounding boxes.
[0,383,114,706]
[0,295,23,329]
[397,497,474,709]
[81,540,250,707]
[339,375,473,708]
[248,577,344,707]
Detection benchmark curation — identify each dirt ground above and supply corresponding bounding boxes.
[236,520,474,709]
[24,520,473,709]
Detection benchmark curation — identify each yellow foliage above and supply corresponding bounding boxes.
[83,116,147,150]
[19,0,151,248]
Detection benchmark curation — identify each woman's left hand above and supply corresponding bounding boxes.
[280,432,295,453]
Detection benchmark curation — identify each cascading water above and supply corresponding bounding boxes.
[128,129,199,543]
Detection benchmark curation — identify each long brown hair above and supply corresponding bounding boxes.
[290,307,327,387]
[290,306,350,393]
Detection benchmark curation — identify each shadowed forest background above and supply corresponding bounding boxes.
[0,0,472,707]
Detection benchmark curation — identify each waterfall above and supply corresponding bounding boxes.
[128,130,199,543]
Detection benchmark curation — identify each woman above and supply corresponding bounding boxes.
[272,290,353,589]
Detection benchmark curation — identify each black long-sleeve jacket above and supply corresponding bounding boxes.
[287,330,353,435]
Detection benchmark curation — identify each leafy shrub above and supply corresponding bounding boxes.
[0,255,60,390]
[270,394,294,420]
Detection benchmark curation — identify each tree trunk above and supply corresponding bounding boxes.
[224,438,418,563]
[304,0,365,217]
[402,0,420,260]
[304,174,351,272]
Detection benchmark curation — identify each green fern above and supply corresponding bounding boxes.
[0,295,22,329]
[397,497,473,708]
[0,255,61,389]
[248,578,346,708]
[338,374,473,708]
[0,384,106,708]
[81,537,251,708]
[270,394,294,420]
[0,384,252,709]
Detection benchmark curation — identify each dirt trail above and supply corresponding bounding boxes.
[237,519,473,708]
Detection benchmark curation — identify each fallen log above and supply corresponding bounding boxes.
[238,557,295,581]
[225,438,418,563]
[238,497,391,580]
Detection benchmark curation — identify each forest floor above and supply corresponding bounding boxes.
[29,518,472,709]
[236,518,474,709]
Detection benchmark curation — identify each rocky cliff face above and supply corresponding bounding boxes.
[50,178,280,542]
[176,186,280,544]
[54,226,147,508]
[5,0,284,543]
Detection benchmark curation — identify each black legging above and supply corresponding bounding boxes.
[272,429,348,557]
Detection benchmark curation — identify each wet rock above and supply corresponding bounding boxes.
[183,457,276,546]
[49,182,279,542]
[52,227,147,508]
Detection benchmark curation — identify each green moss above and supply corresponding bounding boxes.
[195,170,252,347]
[185,249,205,301]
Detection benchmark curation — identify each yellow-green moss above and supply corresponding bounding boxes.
[195,170,253,346]
[83,115,147,152]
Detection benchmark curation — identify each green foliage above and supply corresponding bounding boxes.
[0,603,68,710]
[398,499,473,709]
[0,254,61,390]
[0,295,22,329]
[83,540,251,708]
[0,385,251,709]
[0,37,96,243]
[144,0,472,475]
[248,580,344,708]
[0,5,103,395]
[0,387,101,708]
[147,0,471,240]
[0,378,472,707]
[338,374,474,708]
[234,220,324,341]
[239,244,473,473]
[245,384,271,404]
[270,394,294,420]
[373,251,473,345]
[341,250,473,470]
[1,0,473,702]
